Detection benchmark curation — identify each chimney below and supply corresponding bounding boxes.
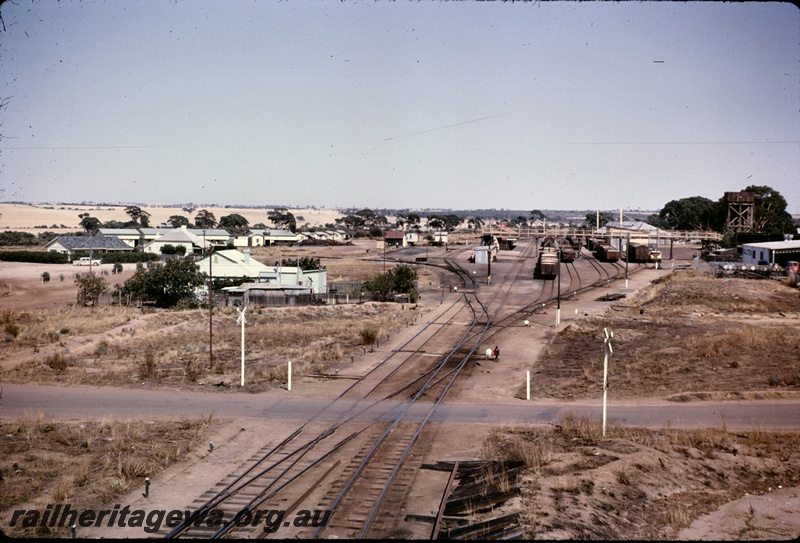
[243,248,250,264]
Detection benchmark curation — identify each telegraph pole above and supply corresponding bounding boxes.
[487,244,492,285]
[625,234,629,288]
[556,250,561,325]
[208,245,214,369]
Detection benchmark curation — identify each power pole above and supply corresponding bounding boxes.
[209,245,214,369]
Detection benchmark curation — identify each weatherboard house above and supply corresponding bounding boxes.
[44,235,133,260]
[195,248,271,280]
[143,226,211,255]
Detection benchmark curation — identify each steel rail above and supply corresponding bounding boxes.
[166,249,481,538]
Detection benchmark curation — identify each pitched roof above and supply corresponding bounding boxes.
[99,228,140,236]
[151,228,206,246]
[196,249,272,277]
[45,235,133,251]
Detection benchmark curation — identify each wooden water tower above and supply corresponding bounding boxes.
[725,191,754,235]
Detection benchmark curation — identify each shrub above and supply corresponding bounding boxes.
[0,251,68,264]
[47,353,68,371]
[141,351,157,379]
[360,326,378,345]
[41,271,50,282]
[5,322,20,338]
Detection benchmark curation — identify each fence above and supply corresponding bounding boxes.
[693,257,786,280]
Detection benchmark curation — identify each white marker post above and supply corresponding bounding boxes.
[526,370,530,401]
[287,360,292,391]
[602,327,613,437]
[236,306,247,387]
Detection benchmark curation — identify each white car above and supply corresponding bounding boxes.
[73,257,102,266]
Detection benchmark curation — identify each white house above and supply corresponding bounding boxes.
[143,226,209,255]
[404,232,420,246]
[233,232,265,248]
[195,248,271,279]
[98,228,141,249]
[256,266,327,294]
[43,235,133,259]
[263,229,303,246]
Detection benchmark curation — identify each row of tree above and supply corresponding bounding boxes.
[647,185,794,234]
[74,185,794,239]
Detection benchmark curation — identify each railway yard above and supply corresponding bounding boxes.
[2,237,800,539]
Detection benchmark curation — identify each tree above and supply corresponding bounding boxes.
[406,213,422,229]
[117,257,206,308]
[743,185,794,234]
[75,273,108,306]
[219,213,250,235]
[340,214,365,230]
[467,216,484,230]
[583,212,614,229]
[362,264,418,302]
[355,208,377,226]
[267,208,297,233]
[427,217,444,230]
[279,256,324,271]
[168,215,190,228]
[658,196,718,231]
[194,209,217,229]
[160,244,186,255]
[645,214,669,229]
[78,213,101,235]
[530,210,548,223]
[125,205,151,227]
[424,214,461,231]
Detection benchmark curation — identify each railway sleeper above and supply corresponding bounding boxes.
[438,512,521,540]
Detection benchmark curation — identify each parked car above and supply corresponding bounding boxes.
[73,257,102,266]
[786,261,800,275]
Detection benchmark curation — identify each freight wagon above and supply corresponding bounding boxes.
[594,243,620,262]
[534,246,559,279]
[626,243,652,263]
[627,243,662,264]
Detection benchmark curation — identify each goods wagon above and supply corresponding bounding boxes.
[535,246,559,279]
[626,243,652,263]
[627,243,662,263]
[559,242,577,263]
[565,236,583,251]
[594,243,620,262]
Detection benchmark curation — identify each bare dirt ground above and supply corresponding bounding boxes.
[2,241,800,539]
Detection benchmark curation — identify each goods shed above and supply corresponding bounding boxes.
[741,240,800,268]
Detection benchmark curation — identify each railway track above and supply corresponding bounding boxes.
[162,238,648,539]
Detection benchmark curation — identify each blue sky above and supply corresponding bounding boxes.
[1,1,798,213]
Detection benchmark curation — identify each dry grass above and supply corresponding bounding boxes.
[0,203,344,234]
[0,412,216,538]
[1,302,413,389]
[482,414,800,540]
[529,274,800,400]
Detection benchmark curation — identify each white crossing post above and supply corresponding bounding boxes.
[236,306,247,387]
[287,360,292,391]
[602,327,613,436]
[526,370,530,401]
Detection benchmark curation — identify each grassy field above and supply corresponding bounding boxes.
[0,203,345,234]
